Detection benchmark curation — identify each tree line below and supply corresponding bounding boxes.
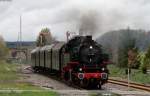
[97,28,150,73]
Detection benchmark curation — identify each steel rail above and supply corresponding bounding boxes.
[108,79,150,92]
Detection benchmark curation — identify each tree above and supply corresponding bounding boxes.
[36,28,53,46]
[128,47,139,69]
[97,29,137,67]
[138,47,150,73]
[118,29,137,68]
[0,36,8,60]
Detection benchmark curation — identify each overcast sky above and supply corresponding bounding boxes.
[0,0,150,41]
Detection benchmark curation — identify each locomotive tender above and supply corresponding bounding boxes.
[31,35,109,88]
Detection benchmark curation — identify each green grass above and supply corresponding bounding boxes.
[130,70,150,84]
[0,82,42,90]
[0,61,41,90]
[0,61,58,95]
[0,91,58,96]
[108,64,150,84]
[108,64,126,78]
[0,62,18,81]
[0,61,43,90]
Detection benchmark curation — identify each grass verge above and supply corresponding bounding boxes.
[0,61,39,90]
[0,61,58,96]
[108,64,150,84]
[0,91,58,96]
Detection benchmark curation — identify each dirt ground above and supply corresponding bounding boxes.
[19,65,75,90]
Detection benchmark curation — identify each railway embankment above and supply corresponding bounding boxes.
[108,64,150,85]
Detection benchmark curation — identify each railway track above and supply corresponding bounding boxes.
[108,79,150,92]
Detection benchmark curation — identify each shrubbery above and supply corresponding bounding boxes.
[0,36,8,60]
[137,47,150,73]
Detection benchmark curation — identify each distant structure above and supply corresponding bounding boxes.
[6,41,36,63]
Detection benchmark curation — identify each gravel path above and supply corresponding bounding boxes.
[19,65,74,90]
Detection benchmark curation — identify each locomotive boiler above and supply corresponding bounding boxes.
[31,35,109,89]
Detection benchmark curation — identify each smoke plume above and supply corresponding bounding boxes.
[78,10,100,36]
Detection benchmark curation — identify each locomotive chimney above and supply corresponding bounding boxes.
[86,35,92,41]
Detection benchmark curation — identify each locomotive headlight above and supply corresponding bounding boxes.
[79,68,82,71]
[90,46,93,49]
[102,68,105,71]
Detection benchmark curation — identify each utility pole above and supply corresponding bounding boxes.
[127,27,131,91]
[127,64,130,90]
[17,15,22,64]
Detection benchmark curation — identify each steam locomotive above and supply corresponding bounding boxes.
[31,35,109,88]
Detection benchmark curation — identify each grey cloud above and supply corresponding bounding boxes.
[0,0,150,41]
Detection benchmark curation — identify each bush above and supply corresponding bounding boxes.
[0,36,8,60]
[137,49,150,74]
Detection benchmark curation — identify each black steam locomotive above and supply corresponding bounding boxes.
[31,35,109,88]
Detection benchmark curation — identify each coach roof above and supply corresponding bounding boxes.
[52,42,65,51]
[31,47,41,53]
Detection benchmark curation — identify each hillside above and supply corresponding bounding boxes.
[96,29,150,65]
